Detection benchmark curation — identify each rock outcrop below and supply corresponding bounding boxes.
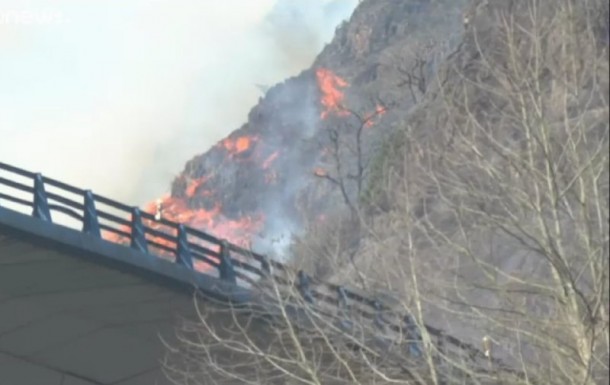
[150,0,468,254]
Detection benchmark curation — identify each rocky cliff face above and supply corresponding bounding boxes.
[145,0,469,255]
[140,1,609,381]
[316,0,609,374]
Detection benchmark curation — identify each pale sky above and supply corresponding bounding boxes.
[0,0,357,205]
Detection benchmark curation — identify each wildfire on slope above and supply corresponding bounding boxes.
[316,68,350,119]
[316,67,386,127]
[102,133,267,267]
[313,68,387,177]
[103,190,264,273]
[184,175,211,198]
[364,104,387,128]
[220,135,258,157]
[104,67,385,268]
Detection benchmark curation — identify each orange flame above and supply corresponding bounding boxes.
[185,176,210,198]
[103,191,264,268]
[364,104,387,128]
[102,68,381,268]
[316,68,350,119]
[102,130,271,264]
[221,135,257,156]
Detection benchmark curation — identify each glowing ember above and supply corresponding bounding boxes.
[313,168,328,177]
[185,176,210,198]
[262,151,280,169]
[221,135,258,156]
[364,104,387,128]
[316,68,350,119]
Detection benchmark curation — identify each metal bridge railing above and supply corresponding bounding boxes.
[0,161,522,380]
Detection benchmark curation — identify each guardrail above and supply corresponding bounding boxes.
[0,161,523,381]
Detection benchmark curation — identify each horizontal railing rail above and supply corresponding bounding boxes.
[0,161,523,380]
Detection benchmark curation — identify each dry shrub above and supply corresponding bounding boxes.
[166,1,609,384]
[288,208,362,282]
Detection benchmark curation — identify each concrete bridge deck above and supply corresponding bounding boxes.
[0,225,194,384]
[0,162,519,384]
[0,206,249,385]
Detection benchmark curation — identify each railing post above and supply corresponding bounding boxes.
[297,270,314,304]
[176,224,194,270]
[130,207,148,254]
[218,241,236,284]
[32,173,51,222]
[404,314,423,358]
[82,190,101,237]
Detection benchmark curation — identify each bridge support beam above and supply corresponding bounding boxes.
[176,225,194,269]
[219,241,236,284]
[130,207,148,254]
[82,190,101,237]
[32,173,51,222]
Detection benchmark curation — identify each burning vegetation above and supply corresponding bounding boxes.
[104,66,387,256]
[316,68,350,119]
[220,135,257,157]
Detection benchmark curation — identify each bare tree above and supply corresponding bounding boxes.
[396,41,436,103]
[161,1,609,384]
[361,1,609,384]
[291,102,390,287]
[314,103,388,219]
[161,266,515,385]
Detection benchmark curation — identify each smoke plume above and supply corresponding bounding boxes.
[0,0,357,206]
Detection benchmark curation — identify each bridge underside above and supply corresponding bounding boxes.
[0,229,201,385]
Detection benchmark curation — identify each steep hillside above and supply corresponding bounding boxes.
[140,0,468,255]
[159,1,609,384]
[297,0,609,383]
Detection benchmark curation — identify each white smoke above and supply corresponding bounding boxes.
[0,0,357,208]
